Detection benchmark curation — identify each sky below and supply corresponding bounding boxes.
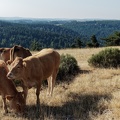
[0,0,120,20]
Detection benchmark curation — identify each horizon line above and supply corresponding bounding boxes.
[0,16,120,21]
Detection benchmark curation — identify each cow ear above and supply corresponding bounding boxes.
[14,45,20,52]
[6,95,14,101]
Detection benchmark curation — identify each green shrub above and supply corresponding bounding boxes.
[57,54,79,81]
[88,48,120,68]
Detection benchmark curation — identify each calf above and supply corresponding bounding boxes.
[0,60,25,113]
[7,48,60,105]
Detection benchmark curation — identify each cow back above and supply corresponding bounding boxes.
[23,48,60,80]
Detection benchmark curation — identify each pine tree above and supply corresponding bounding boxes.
[102,31,120,46]
[87,35,99,48]
[91,35,99,47]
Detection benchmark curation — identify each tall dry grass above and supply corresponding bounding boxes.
[0,46,120,120]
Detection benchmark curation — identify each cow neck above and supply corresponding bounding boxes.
[4,78,18,96]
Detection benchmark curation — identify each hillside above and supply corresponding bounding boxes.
[0,20,120,49]
[0,47,120,119]
[62,20,120,45]
[0,20,80,49]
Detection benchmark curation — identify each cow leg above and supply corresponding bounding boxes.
[47,76,51,95]
[36,83,41,105]
[50,68,59,96]
[21,82,28,105]
[23,87,28,105]
[2,97,8,113]
[49,76,55,96]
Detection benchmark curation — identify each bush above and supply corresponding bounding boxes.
[88,48,120,68]
[57,54,79,81]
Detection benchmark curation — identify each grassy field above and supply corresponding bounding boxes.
[0,47,120,120]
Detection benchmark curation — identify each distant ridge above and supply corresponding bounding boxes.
[0,17,119,22]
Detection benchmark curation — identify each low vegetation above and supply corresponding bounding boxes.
[57,54,79,81]
[0,47,120,120]
[88,48,120,68]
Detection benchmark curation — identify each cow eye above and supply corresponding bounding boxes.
[17,66,20,69]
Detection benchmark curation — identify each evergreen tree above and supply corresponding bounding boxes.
[86,42,93,48]
[86,35,99,47]
[71,37,83,48]
[76,38,83,48]
[102,31,120,46]
[91,35,99,47]
[30,39,41,51]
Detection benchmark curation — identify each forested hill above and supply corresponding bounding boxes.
[61,20,120,43]
[0,19,120,49]
[0,20,80,49]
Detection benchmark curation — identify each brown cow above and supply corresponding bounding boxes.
[0,60,25,113]
[0,48,11,63]
[7,45,32,65]
[7,48,60,105]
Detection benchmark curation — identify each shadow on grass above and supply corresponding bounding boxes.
[56,69,92,85]
[80,69,92,74]
[22,92,112,120]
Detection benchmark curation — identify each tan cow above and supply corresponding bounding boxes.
[0,60,25,113]
[0,48,11,62]
[7,45,32,65]
[7,48,60,105]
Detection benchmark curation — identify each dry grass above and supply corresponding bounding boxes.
[0,46,120,120]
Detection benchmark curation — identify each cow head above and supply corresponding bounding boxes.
[6,92,25,113]
[7,57,24,80]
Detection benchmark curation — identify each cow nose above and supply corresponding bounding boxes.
[7,72,13,79]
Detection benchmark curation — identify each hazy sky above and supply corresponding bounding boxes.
[0,0,120,20]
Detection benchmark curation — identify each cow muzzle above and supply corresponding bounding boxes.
[7,72,14,79]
